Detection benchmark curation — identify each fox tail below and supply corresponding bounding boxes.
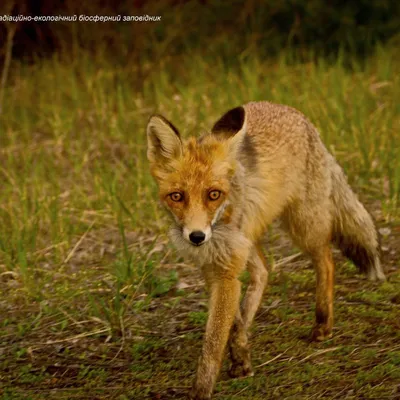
[331,160,386,281]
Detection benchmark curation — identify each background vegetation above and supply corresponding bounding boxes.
[0,1,399,399]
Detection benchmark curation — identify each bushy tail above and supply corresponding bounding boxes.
[330,161,386,281]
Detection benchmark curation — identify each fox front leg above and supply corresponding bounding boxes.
[189,271,242,400]
[228,245,268,378]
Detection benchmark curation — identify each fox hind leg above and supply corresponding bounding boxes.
[309,243,334,341]
[283,202,335,341]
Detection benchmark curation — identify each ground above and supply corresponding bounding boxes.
[0,38,399,400]
[1,216,399,400]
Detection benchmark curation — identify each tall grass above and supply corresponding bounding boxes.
[0,42,399,324]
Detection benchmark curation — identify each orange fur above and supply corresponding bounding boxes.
[146,102,385,400]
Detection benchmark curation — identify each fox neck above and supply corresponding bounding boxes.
[226,161,246,228]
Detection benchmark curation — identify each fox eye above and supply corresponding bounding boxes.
[169,192,183,202]
[208,190,221,201]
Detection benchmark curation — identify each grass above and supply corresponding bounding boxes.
[0,38,399,399]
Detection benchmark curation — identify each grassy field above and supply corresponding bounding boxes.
[0,42,399,399]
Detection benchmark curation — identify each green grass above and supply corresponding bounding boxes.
[0,40,399,399]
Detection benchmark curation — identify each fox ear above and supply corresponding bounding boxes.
[211,106,247,156]
[147,115,182,163]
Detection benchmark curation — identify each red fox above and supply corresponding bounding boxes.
[146,101,385,399]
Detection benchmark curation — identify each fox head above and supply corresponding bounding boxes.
[146,107,247,251]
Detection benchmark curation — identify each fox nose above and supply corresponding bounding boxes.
[189,231,206,245]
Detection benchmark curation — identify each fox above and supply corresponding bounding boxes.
[146,101,385,400]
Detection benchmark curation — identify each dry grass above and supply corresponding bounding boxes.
[0,34,399,399]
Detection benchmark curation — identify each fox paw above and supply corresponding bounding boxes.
[311,324,333,342]
[229,361,254,379]
[188,390,211,400]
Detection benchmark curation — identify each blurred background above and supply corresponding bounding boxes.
[2,0,400,61]
[1,1,400,399]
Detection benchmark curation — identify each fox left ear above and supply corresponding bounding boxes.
[211,106,247,156]
[147,115,183,164]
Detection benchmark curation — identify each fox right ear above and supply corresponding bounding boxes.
[212,106,246,138]
[146,115,182,163]
[212,106,247,157]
